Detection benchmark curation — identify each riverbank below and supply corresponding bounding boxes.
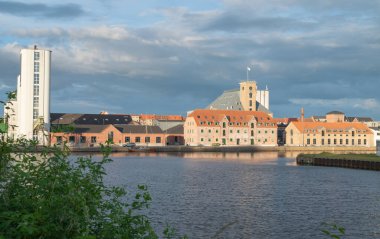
[68,145,377,153]
[297,152,380,171]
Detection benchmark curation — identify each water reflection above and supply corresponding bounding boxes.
[100,152,380,238]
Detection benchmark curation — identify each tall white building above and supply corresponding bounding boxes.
[4,46,51,145]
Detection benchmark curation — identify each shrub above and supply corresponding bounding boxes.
[0,139,182,239]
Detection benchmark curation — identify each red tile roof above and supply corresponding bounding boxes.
[188,109,277,128]
[290,121,372,133]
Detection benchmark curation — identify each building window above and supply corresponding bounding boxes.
[290,138,293,144]
[352,131,355,136]
[352,139,355,145]
[34,62,39,72]
[156,137,161,143]
[290,129,293,136]
[223,130,226,136]
[249,93,252,98]
[249,100,252,106]
[313,139,316,144]
[34,74,39,84]
[208,129,211,133]
[307,139,310,145]
[34,52,40,61]
[321,139,324,145]
[69,136,75,143]
[125,136,130,143]
[251,123,254,128]
[346,139,349,145]
[135,137,141,143]
[328,139,331,145]
[80,136,86,143]
[33,85,39,96]
[56,136,62,144]
[223,122,226,128]
[33,97,39,107]
[237,130,240,133]
[340,139,343,145]
[91,136,97,143]
[201,129,204,133]
[321,131,325,136]
[364,139,367,145]
[251,130,254,136]
[33,109,38,119]
[358,139,361,145]
[145,137,150,143]
[334,139,337,145]
[201,138,204,142]
[230,130,233,133]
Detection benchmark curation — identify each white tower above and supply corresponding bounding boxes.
[15,46,51,145]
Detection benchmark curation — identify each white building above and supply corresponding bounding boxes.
[4,46,51,145]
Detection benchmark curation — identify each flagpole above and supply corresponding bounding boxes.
[247,67,248,81]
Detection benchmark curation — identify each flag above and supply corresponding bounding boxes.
[247,67,251,71]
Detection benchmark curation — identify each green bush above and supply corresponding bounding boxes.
[0,139,183,239]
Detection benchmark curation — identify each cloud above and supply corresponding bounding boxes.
[1,1,380,119]
[0,1,85,18]
[289,98,380,113]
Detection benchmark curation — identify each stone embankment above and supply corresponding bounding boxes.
[68,145,376,153]
[296,155,380,171]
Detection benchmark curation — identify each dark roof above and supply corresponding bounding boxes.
[345,116,374,122]
[51,113,132,125]
[165,124,184,134]
[115,125,163,134]
[326,111,345,115]
[73,125,111,133]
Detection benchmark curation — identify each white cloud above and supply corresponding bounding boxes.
[289,98,380,110]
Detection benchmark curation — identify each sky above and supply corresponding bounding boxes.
[0,0,380,119]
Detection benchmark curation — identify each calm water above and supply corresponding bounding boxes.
[82,152,380,238]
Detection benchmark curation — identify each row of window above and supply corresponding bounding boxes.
[57,136,162,144]
[302,138,367,145]
[309,133,367,137]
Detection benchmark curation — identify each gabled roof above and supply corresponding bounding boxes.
[188,109,276,128]
[51,113,132,125]
[289,121,372,133]
[73,124,115,134]
[115,125,163,134]
[345,116,374,122]
[165,124,184,134]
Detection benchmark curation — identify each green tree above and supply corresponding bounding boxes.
[0,139,183,238]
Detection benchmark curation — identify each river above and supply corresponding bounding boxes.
[83,151,380,238]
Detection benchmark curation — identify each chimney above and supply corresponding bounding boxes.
[301,107,304,122]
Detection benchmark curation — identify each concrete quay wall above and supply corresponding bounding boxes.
[68,145,376,153]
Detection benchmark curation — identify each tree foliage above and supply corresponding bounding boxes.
[0,139,183,239]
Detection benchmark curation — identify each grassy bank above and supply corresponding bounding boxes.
[299,152,380,162]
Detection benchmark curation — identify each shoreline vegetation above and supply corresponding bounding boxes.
[0,139,186,239]
[297,152,380,171]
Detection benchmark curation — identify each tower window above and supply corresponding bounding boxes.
[33,109,38,119]
[249,86,252,90]
[34,62,39,72]
[249,93,252,98]
[34,52,40,61]
[34,74,39,84]
[33,85,39,96]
